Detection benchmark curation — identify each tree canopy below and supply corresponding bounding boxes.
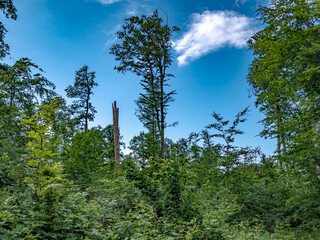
[110,10,179,155]
[65,65,98,131]
[248,0,320,182]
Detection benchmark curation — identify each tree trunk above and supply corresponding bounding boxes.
[276,104,282,168]
[160,81,165,155]
[313,123,320,180]
[85,85,90,131]
[112,101,120,175]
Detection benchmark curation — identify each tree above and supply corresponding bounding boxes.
[65,65,98,131]
[64,125,115,187]
[110,10,179,155]
[0,58,56,162]
[247,0,320,182]
[129,132,162,161]
[22,99,62,202]
[203,108,260,186]
[0,58,56,114]
[0,0,17,58]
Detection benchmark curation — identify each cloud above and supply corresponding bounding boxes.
[174,10,256,66]
[94,0,122,5]
[125,0,152,16]
[104,24,121,48]
[235,0,249,6]
[125,1,139,16]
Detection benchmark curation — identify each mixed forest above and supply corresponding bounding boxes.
[1,0,320,239]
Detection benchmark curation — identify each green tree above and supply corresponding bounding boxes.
[22,99,64,231]
[0,58,56,116]
[0,0,17,58]
[196,108,260,189]
[129,131,163,161]
[0,58,56,162]
[64,125,115,187]
[248,0,320,182]
[110,10,179,155]
[65,65,98,131]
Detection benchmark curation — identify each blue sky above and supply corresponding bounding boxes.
[4,0,274,155]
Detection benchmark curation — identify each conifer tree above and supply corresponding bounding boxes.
[65,65,98,131]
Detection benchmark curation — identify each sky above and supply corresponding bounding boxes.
[3,0,275,156]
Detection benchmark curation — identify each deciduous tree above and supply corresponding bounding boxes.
[248,0,320,180]
[110,10,179,155]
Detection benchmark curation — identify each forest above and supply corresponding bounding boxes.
[1,0,320,239]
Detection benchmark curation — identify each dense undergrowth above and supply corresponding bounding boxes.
[1,102,320,239]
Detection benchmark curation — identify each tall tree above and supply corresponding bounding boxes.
[65,65,98,131]
[248,0,320,180]
[110,10,179,155]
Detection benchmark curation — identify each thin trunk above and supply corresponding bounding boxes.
[148,64,160,142]
[85,87,90,131]
[160,76,165,155]
[112,101,120,175]
[313,123,320,180]
[276,104,282,168]
[159,58,165,155]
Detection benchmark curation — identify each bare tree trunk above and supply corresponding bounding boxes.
[112,101,120,175]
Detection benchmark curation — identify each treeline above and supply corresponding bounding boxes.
[1,0,320,239]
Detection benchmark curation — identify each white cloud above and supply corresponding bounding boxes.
[94,0,122,5]
[104,24,121,48]
[125,0,152,16]
[103,8,151,48]
[235,0,249,6]
[125,1,139,16]
[174,10,256,66]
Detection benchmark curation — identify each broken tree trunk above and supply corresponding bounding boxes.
[112,101,120,175]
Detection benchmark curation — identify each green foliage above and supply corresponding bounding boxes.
[129,131,161,160]
[0,100,69,239]
[63,125,115,187]
[65,65,98,130]
[0,58,56,164]
[0,0,17,58]
[87,177,159,239]
[128,132,174,160]
[204,108,260,177]
[246,1,320,233]
[0,102,26,170]
[110,10,179,153]
[1,2,320,239]
[124,148,198,222]
[0,176,160,239]
[0,153,25,187]
[248,0,320,176]
[0,58,56,116]
[22,99,65,222]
